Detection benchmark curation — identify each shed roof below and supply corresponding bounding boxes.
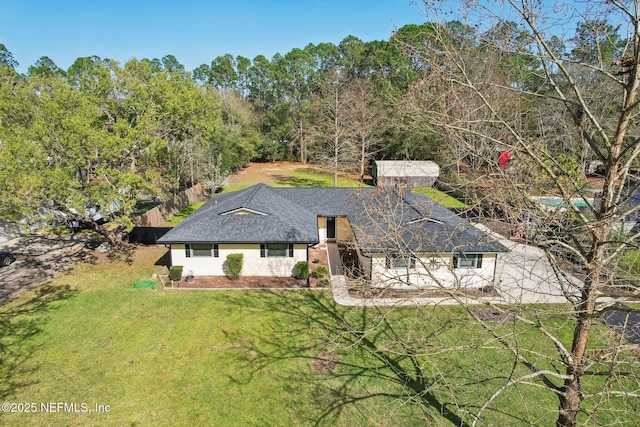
[374,160,440,177]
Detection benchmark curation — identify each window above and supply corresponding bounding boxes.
[452,253,483,269]
[185,244,218,257]
[260,243,294,258]
[385,254,416,270]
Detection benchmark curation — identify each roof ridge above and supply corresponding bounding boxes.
[240,183,268,208]
[396,188,428,220]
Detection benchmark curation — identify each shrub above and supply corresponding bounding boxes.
[224,253,244,280]
[311,266,329,278]
[318,279,330,288]
[169,265,183,282]
[294,261,308,279]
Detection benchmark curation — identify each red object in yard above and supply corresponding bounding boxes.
[499,150,511,167]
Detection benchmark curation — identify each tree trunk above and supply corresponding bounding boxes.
[299,119,307,164]
[557,305,594,426]
[555,135,620,426]
[81,218,127,249]
[360,136,366,182]
[557,380,582,427]
[334,141,339,187]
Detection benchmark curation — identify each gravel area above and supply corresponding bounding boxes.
[0,233,100,304]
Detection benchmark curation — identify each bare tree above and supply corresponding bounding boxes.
[273,2,640,426]
[387,1,640,426]
[344,78,385,181]
[311,68,357,186]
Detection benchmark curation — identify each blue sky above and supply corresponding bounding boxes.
[1,0,426,73]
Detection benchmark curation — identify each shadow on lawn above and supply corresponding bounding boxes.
[222,290,471,426]
[272,175,328,187]
[154,249,171,269]
[0,284,77,400]
[0,234,97,305]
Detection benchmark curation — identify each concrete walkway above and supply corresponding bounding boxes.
[325,224,582,307]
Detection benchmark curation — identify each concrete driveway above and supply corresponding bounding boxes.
[491,236,580,304]
[600,303,640,344]
[0,235,97,304]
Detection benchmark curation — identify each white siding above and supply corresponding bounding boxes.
[370,253,497,289]
[317,217,327,242]
[373,160,440,187]
[169,243,308,277]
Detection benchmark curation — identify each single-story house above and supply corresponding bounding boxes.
[157,183,508,289]
[372,160,440,187]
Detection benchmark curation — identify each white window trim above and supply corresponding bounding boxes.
[386,254,417,270]
[186,243,218,257]
[262,243,293,258]
[453,253,483,269]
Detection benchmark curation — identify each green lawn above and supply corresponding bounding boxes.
[279,168,365,188]
[165,201,206,226]
[412,187,467,208]
[0,246,634,426]
[620,249,640,275]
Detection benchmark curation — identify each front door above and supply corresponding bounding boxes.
[326,217,336,240]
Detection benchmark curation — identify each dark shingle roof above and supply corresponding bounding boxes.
[157,184,508,254]
[157,184,318,244]
[340,189,507,254]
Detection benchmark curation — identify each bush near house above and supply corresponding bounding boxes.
[311,266,329,278]
[169,265,183,283]
[294,261,309,279]
[224,253,244,280]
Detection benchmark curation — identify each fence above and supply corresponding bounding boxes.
[129,184,206,244]
[128,226,173,244]
[135,184,205,227]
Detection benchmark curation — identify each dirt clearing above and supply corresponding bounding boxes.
[227,161,315,186]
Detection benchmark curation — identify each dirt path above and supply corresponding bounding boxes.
[227,161,314,186]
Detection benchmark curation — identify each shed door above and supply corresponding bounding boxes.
[327,217,336,239]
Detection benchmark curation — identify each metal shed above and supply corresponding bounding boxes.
[372,160,440,187]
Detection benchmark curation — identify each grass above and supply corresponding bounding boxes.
[620,249,640,275]
[1,246,636,426]
[165,201,206,226]
[412,187,467,208]
[283,168,365,188]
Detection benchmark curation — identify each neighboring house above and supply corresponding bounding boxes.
[157,183,508,289]
[372,160,440,187]
[0,220,22,244]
